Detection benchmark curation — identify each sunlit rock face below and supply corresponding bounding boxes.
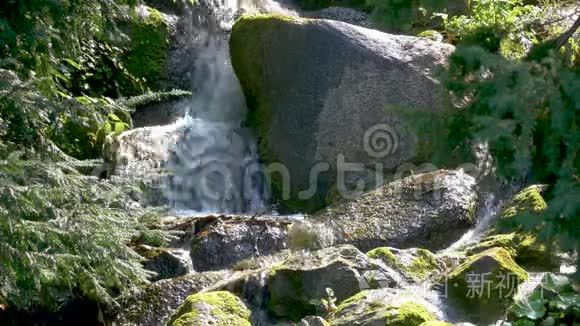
[230,15,456,212]
[313,170,478,251]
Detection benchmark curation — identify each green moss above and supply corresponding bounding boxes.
[333,291,436,325]
[417,30,443,41]
[407,249,439,280]
[419,321,453,326]
[168,291,251,326]
[500,185,547,220]
[450,247,528,283]
[367,247,439,281]
[124,7,170,89]
[465,233,518,256]
[382,302,436,326]
[366,247,398,265]
[334,290,370,314]
[447,247,528,317]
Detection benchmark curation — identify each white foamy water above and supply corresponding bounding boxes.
[161,0,295,214]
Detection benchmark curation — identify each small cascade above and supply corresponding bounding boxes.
[442,192,504,253]
[160,0,295,214]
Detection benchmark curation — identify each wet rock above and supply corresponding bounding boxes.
[266,245,405,320]
[167,291,251,326]
[464,185,557,270]
[190,216,290,271]
[113,271,231,325]
[330,288,442,326]
[231,15,456,212]
[314,170,478,251]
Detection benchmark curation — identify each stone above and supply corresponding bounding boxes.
[113,271,231,325]
[367,247,445,282]
[463,185,556,270]
[167,291,251,326]
[444,247,528,324]
[298,316,331,326]
[304,7,371,28]
[230,15,456,212]
[313,170,478,251]
[266,245,405,320]
[136,245,192,281]
[330,288,441,326]
[190,216,289,271]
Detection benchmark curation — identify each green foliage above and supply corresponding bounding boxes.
[440,45,579,274]
[367,0,469,32]
[0,0,140,97]
[0,70,133,160]
[506,273,580,325]
[0,155,170,310]
[60,40,147,98]
[441,0,541,56]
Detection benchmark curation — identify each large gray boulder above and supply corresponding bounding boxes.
[230,15,455,212]
[313,170,478,251]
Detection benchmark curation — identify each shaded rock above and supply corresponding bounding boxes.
[314,170,478,251]
[231,15,456,212]
[298,316,331,326]
[367,247,445,282]
[130,95,190,128]
[266,245,405,320]
[114,271,231,325]
[167,291,251,326]
[330,288,441,326]
[136,245,192,281]
[190,216,289,271]
[444,247,528,324]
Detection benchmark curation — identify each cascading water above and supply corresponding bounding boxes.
[161,0,295,214]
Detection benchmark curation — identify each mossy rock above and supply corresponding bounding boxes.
[417,30,444,42]
[230,15,456,213]
[446,247,528,323]
[167,291,251,326]
[367,247,443,281]
[123,6,171,90]
[331,289,438,325]
[419,321,453,326]
[265,245,403,321]
[474,185,555,269]
[465,232,552,270]
[499,185,548,221]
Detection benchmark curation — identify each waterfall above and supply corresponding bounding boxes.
[161,0,296,214]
